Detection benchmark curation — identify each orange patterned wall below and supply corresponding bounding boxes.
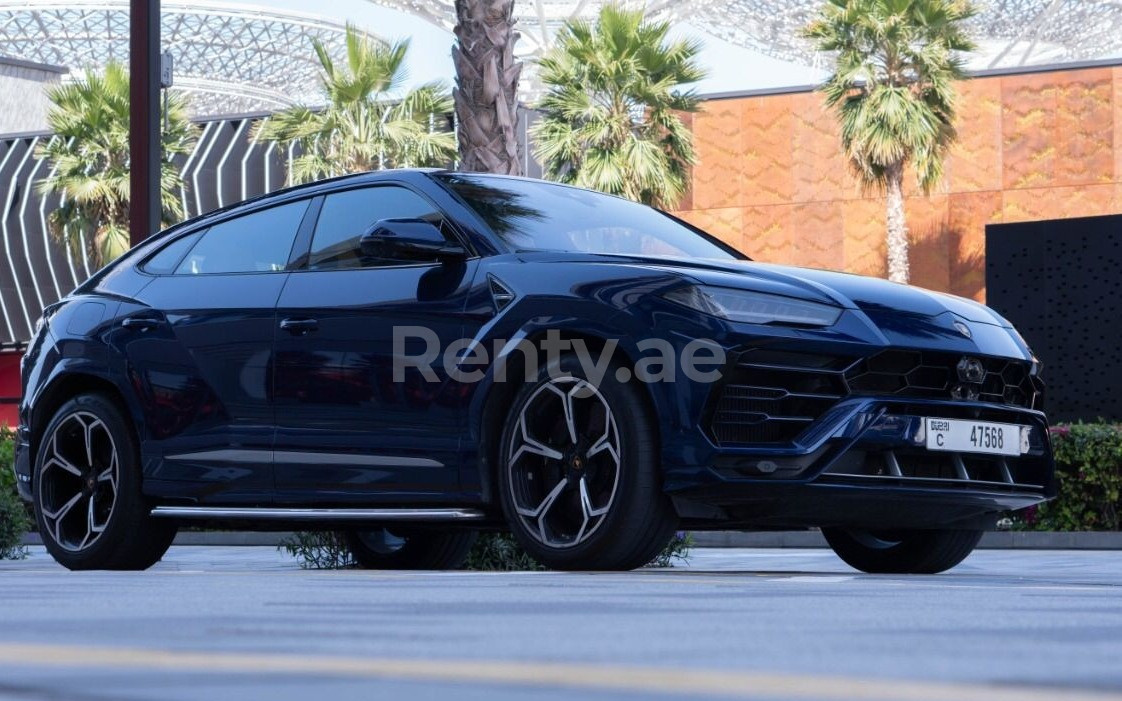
[673,64,1122,301]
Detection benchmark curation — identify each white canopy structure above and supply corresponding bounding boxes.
[688,0,1122,70]
[0,0,378,116]
[372,0,1122,70]
[1,0,1121,113]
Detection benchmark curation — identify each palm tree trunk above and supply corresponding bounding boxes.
[885,161,909,284]
[453,0,522,175]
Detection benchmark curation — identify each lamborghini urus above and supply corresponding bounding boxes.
[13,170,1053,572]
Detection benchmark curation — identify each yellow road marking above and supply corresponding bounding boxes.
[0,642,1118,701]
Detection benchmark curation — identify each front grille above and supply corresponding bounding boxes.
[846,350,1041,409]
[708,347,1042,447]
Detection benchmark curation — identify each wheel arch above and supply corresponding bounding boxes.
[28,370,138,476]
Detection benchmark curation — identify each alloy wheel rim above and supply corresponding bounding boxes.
[507,376,621,549]
[37,411,120,552]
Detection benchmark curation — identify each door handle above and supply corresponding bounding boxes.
[279,318,318,335]
[121,316,159,331]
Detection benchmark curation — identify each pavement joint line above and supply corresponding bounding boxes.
[0,642,1120,701]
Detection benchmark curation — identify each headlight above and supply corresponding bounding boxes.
[664,285,842,327]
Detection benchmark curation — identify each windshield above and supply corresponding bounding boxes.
[436,173,743,260]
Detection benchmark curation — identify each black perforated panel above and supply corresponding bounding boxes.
[986,215,1122,423]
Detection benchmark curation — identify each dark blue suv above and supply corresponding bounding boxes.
[14,170,1054,572]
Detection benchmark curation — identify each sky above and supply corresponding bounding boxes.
[262,0,827,96]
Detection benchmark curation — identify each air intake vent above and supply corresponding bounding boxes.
[707,349,852,446]
[489,275,515,311]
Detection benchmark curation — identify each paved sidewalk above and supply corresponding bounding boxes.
[1,546,1120,700]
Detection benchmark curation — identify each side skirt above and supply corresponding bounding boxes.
[150,506,486,521]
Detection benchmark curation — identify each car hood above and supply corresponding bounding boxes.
[580,255,1012,327]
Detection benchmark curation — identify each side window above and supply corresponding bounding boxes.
[142,231,201,274]
[175,200,310,275]
[307,186,446,270]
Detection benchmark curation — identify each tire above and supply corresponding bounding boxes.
[822,527,983,574]
[344,529,476,570]
[497,352,677,571]
[33,393,177,571]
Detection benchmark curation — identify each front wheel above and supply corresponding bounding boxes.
[344,529,476,570]
[822,527,983,574]
[497,354,677,571]
[34,393,176,570]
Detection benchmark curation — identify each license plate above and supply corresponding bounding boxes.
[924,418,1024,456]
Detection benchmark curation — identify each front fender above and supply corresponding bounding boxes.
[21,296,151,451]
[463,307,675,444]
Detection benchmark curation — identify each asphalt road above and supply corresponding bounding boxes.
[2,546,1121,701]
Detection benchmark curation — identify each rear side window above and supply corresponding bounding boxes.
[175,200,310,275]
[142,231,201,274]
[307,186,445,270]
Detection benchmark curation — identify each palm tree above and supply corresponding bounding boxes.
[36,61,196,267]
[529,5,705,209]
[254,25,456,183]
[452,0,522,175]
[803,0,976,283]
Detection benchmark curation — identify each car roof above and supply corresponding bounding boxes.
[233,167,444,208]
[158,168,443,236]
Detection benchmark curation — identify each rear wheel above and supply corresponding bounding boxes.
[822,527,983,574]
[34,393,176,570]
[344,529,476,570]
[497,353,676,571]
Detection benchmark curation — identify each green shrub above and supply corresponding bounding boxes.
[279,531,355,569]
[0,426,30,560]
[279,531,547,571]
[1024,422,1122,531]
[463,533,546,571]
[0,427,13,491]
[649,531,694,567]
[282,530,694,570]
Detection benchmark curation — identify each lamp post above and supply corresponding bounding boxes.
[129,0,161,247]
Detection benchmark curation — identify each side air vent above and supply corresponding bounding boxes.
[489,275,515,311]
[707,348,855,445]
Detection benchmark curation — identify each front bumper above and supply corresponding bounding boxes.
[668,396,1054,530]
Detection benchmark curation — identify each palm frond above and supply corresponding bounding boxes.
[804,0,976,193]
[531,4,706,208]
[256,26,453,180]
[36,60,196,268]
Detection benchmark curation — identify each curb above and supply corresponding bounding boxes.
[691,531,828,549]
[20,530,1122,550]
[690,530,1122,550]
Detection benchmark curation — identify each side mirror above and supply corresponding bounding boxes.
[358,218,465,262]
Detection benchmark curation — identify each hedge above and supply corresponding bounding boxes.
[1020,422,1122,531]
[0,426,30,559]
